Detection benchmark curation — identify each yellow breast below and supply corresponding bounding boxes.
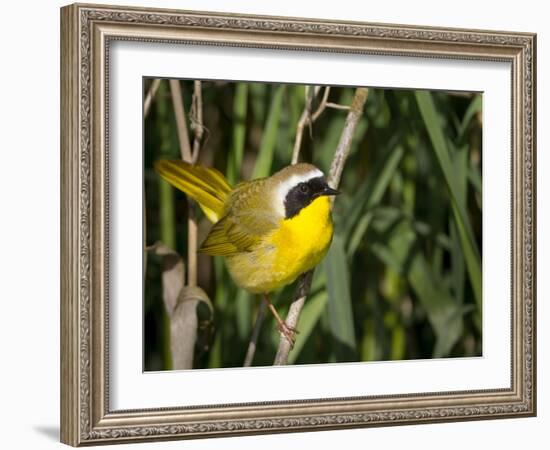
[225,196,334,294]
[270,196,333,283]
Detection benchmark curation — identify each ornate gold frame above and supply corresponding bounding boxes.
[60,3,536,446]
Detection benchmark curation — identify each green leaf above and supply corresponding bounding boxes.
[287,292,328,364]
[155,80,177,370]
[450,143,468,305]
[288,85,305,140]
[249,82,267,124]
[226,83,248,185]
[208,257,228,369]
[390,324,406,360]
[344,143,405,256]
[252,85,285,179]
[360,318,381,361]
[458,94,482,141]
[468,162,482,196]
[415,91,482,312]
[315,89,368,174]
[342,134,403,232]
[370,219,465,358]
[409,252,464,358]
[323,234,357,361]
[234,290,252,342]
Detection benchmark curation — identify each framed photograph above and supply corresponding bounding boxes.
[60,3,536,446]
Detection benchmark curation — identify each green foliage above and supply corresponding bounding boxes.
[226,83,248,185]
[415,91,482,311]
[144,79,483,370]
[324,234,357,361]
[251,85,285,179]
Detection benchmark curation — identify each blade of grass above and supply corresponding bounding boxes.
[235,290,252,342]
[155,80,178,370]
[208,256,227,368]
[450,143,468,305]
[457,94,482,141]
[226,83,248,185]
[468,162,482,194]
[252,85,285,179]
[323,234,357,361]
[361,319,379,361]
[409,252,465,358]
[342,133,403,235]
[383,310,406,360]
[288,85,305,140]
[345,145,405,256]
[224,82,281,363]
[390,323,406,360]
[315,88,368,173]
[370,219,465,357]
[249,82,268,125]
[415,91,482,311]
[287,292,328,364]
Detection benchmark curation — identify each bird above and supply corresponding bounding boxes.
[154,160,339,346]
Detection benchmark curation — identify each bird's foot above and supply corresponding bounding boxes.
[277,321,299,348]
[262,293,299,349]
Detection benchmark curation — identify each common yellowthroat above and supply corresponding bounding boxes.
[154,160,339,344]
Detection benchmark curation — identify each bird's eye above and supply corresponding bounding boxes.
[299,183,309,193]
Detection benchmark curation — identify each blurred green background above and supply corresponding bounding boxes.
[143,79,482,370]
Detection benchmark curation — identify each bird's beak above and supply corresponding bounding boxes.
[322,186,340,196]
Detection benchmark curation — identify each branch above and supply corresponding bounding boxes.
[169,79,193,162]
[291,86,352,164]
[273,271,313,365]
[273,87,369,366]
[190,80,205,163]
[291,86,321,164]
[166,79,206,367]
[186,204,198,287]
[325,102,350,112]
[169,79,200,287]
[310,86,331,122]
[329,88,369,188]
[144,78,161,118]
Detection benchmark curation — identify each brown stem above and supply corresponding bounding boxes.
[243,299,267,367]
[191,80,204,163]
[187,204,198,287]
[310,86,331,122]
[143,79,162,282]
[273,271,313,365]
[325,102,350,112]
[291,86,320,164]
[167,79,203,366]
[291,86,349,164]
[144,78,161,118]
[169,79,193,162]
[328,88,369,188]
[169,79,200,288]
[273,87,369,366]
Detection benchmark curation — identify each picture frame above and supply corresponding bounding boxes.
[60,2,536,446]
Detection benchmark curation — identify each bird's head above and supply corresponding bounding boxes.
[272,163,340,219]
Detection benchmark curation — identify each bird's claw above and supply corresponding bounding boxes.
[278,322,299,348]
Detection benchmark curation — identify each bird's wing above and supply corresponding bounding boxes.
[154,160,232,223]
[199,181,280,256]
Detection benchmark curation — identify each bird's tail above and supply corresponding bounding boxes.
[154,160,232,223]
